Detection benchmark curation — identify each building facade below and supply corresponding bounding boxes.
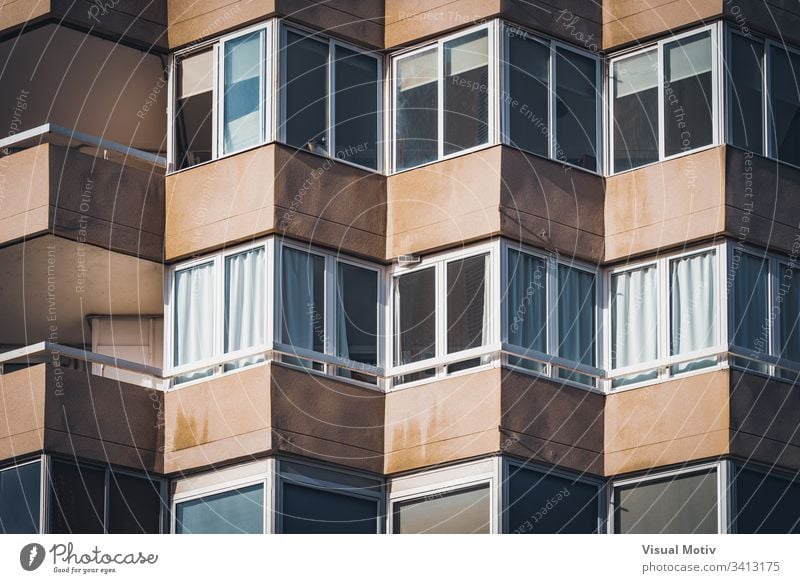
[1,0,799,534]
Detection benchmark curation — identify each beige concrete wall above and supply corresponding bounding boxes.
[166,144,385,261]
[0,144,50,244]
[603,0,721,49]
[0,363,46,461]
[604,146,726,262]
[604,370,731,475]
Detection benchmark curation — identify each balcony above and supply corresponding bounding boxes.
[604,145,800,261]
[165,143,386,261]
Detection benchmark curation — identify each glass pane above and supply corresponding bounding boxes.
[664,31,714,157]
[734,467,800,533]
[108,472,164,534]
[281,248,325,356]
[444,29,489,155]
[613,50,658,171]
[284,31,328,154]
[395,49,438,170]
[175,49,214,169]
[334,46,379,169]
[670,251,718,373]
[0,462,40,534]
[557,265,595,385]
[611,265,659,387]
[281,483,378,534]
[731,251,768,372]
[394,485,490,534]
[174,262,215,382]
[336,263,378,366]
[223,31,262,153]
[394,267,436,365]
[614,469,718,534]
[447,254,489,354]
[175,484,264,534]
[555,48,598,170]
[728,35,764,153]
[507,466,599,533]
[49,460,105,534]
[779,263,800,379]
[770,46,800,166]
[505,31,549,156]
[225,248,266,370]
[506,250,547,370]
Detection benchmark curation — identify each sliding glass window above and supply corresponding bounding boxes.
[176,484,264,534]
[769,45,800,167]
[727,32,764,153]
[393,24,492,171]
[609,24,719,173]
[174,49,215,169]
[281,26,381,170]
[221,30,264,154]
[394,485,490,534]
[555,47,599,170]
[504,29,549,156]
[557,264,597,385]
[0,461,40,534]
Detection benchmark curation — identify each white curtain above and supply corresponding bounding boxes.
[611,265,658,386]
[225,248,265,370]
[558,266,596,384]
[670,251,717,373]
[281,248,323,367]
[174,262,215,380]
[507,250,546,370]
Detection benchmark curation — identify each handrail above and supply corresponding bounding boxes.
[0,123,167,167]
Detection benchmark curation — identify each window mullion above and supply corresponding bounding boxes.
[657,40,665,160]
[437,42,444,161]
[549,43,556,160]
[325,254,336,360]
[547,255,558,377]
[328,39,334,157]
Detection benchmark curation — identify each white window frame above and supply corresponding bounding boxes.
[607,22,723,175]
[171,459,273,534]
[390,21,498,173]
[502,458,606,534]
[501,240,604,391]
[724,26,767,156]
[604,242,727,391]
[275,238,384,385]
[765,38,800,167]
[279,22,383,173]
[164,238,274,384]
[275,458,384,534]
[387,457,500,534]
[609,460,727,534]
[386,240,501,390]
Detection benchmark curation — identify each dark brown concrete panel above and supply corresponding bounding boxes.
[383,368,502,474]
[385,0,502,48]
[386,147,503,260]
[603,0,721,50]
[604,146,726,262]
[501,0,601,48]
[277,0,384,48]
[0,144,51,245]
[500,371,604,475]
[724,147,800,256]
[163,365,272,474]
[729,370,800,471]
[168,0,277,48]
[273,146,386,260]
[49,145,165,262]
[604,370,731,475]
[270,364,384,473]
[44,366,163,472]
[499,147,605,263]
[51,0,168,49]
[727,1,800,48]
[165,144,276,260]
[0,364,46,463]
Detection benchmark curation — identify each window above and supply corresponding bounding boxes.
[176,484,264,534]
[221,30,265,154]
[613,466,719,534]
[170,243,268,383]
[0,461,40,534]
[281,27,381,170]
[504,247,599,387]
[727,33,764,153]
[174,49,214,169]
[733,466,800,533]
[505,463,601,534]
[502,26,600,171]
[278,243,381,382]
[277,461,382,534]
[769,45,800,167]
[393,24,493,171]
[391,247,494,386]
[609,25,719,173]
[49,460,164,534]
[608,247,721,388]
[394,485,490,534]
